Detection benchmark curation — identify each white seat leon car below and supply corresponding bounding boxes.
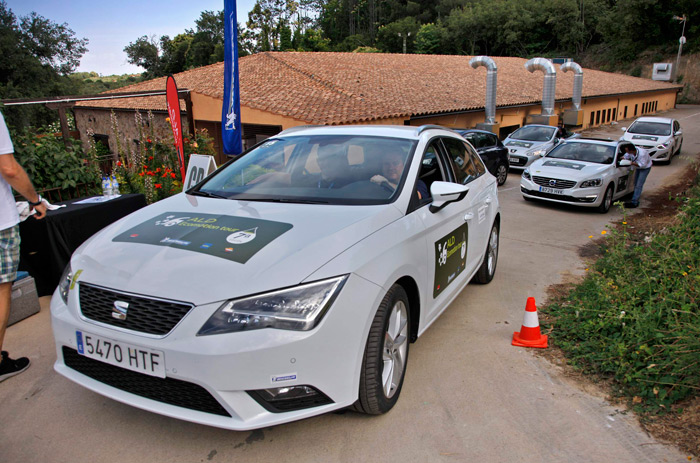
[51,125,501,430]
[520,138,636,213]
[620,116,683,164]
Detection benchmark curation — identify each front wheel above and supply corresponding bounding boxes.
[495,163,508,186]
[473,221,499,284]
[597,184,614,213]
[354,285,410,415]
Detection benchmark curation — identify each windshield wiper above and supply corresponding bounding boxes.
[265,198,330,204]
[188,190,229,199]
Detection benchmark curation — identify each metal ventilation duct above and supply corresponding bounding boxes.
[469,56,497,125]
[524,58,557,116]
[560,61,583,110]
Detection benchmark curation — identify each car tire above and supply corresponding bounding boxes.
[472,221,499,284]
[675,141,682,156]
[354,284,410,415]
[495,163,508,186]
[598,184,614,214]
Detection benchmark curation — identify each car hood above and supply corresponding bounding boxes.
[70,194,402,305]
[622,133,670,145]
[504,139,550,154]
[528,158,611,180]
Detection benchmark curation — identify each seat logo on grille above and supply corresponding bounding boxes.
[112,301,129,320]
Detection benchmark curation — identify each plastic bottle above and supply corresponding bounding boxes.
[111,175,120,196]
[102,176,110,197]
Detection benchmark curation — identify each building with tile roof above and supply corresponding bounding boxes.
[74,52,682,164]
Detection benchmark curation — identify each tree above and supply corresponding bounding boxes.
[375,18,419,53]
[124,35,164,78]
[415,23,444,54]
[0,1,87,129]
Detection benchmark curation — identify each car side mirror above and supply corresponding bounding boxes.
[619,159,632,167]
[429,181,469,213]
[621,127,627,132]
[553,138,560,145]
[675,131,682,136]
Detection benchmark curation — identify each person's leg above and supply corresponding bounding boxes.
[631,168,651,206]
[0,225,29,381]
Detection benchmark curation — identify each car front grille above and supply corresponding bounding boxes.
[532,176,577,189]
[79,283,193,336]
[62,347,231,417]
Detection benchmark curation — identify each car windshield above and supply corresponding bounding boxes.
[627,121,671,136]
[509,126,556,142]
[194,135,418,205]
[545,142,615,164]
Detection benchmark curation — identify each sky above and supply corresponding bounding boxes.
[6,0,257,76]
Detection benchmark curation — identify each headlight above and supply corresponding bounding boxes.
[58,264,73,304]
[197,275,348,335]
[580,178,602,188]
[657,142,670,149]
[527,148,546,157]
[522,169,531,180]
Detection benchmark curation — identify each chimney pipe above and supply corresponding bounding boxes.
[469,56,497,125]
[560,61,583,111]
[524,58,556,116]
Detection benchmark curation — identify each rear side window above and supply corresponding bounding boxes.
[442,137,480,185]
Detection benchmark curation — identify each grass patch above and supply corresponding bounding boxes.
[542,175,700,415]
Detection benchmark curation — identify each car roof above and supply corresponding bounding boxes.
[514,124,558,129]
[632,116,673,124]
[454,128,495,135]
[277,124,459,140]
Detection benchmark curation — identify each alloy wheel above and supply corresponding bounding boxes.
[382,301,408,399]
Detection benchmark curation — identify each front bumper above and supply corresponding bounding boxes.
[51,274,382,430]
[507,153,537,170]
[520,177,603,207]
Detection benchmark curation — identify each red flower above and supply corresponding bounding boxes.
[156,167,161,173]
[170,173,177,179]
[116,161,122,167]
[146,138,152,143]
[155,183,162,189]
[161,173,167,178]
[139,172,145,177]
[148,156,153,161]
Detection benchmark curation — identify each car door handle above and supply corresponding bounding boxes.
[484,196,493,205]
[464,213,474,221]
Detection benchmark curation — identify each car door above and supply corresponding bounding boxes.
[478,132,503,175]
[415,137,486,321]
[613,144,635,198]
[673,120,682,151]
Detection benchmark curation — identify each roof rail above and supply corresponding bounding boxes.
[417,124,457,135]
[278,125,324,135]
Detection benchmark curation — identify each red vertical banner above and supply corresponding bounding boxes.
[166,75,186,181]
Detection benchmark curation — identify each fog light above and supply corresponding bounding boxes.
[247,385,333,413]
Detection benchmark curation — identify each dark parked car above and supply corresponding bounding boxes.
[455,129,509,185]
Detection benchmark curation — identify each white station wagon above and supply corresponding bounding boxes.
[51,125,501,430]
[520,138,636,213]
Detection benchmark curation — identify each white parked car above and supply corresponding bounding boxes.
[51,125,501,430]
[520,138,636,213]
[503,124,574,170]
[620,116,683,164]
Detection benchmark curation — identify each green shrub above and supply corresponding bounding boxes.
[12,131,101,196]
[543,186,700,413]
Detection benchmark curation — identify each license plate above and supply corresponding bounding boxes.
[539,186,564,195]
[76,331,165,378]
[508,156,520,164]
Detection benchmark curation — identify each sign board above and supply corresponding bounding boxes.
[183,154,217,191]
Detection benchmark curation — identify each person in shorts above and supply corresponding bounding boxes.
[0,111,47,382]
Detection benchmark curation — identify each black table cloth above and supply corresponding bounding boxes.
[19,194,147,296]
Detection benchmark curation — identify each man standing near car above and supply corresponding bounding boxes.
[0,111,47,382]
[623,144,652,208]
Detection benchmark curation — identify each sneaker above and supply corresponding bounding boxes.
[624,201,638,209]
[0,351,30,382]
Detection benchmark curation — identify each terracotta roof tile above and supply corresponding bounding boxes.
[76,52,681,125]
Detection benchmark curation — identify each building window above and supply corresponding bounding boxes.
[634,104,638,116]
[589,112,595,126]
[624,106,628,118]
[613,108,617,121]
[596,110,601,125]
[607,108,611,122]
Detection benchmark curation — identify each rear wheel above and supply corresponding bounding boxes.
[597,184,614,213]
[495,163,508,186]
[354,285,410,415]
[473,221,499,284]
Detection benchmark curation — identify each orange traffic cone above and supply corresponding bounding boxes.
[512,297,548,348]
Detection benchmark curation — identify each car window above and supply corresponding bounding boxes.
[196,135,417,205]
[509,126,556,142]
[546,142,615,164]
[483,133,498,147]
[462,133,476,146]
[442,137,480,185]
[465,142,487,176]
[627,121,671,136]
[674,121,680,132]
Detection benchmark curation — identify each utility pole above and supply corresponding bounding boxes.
[398,31,411,54]
[673,15,687,82]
